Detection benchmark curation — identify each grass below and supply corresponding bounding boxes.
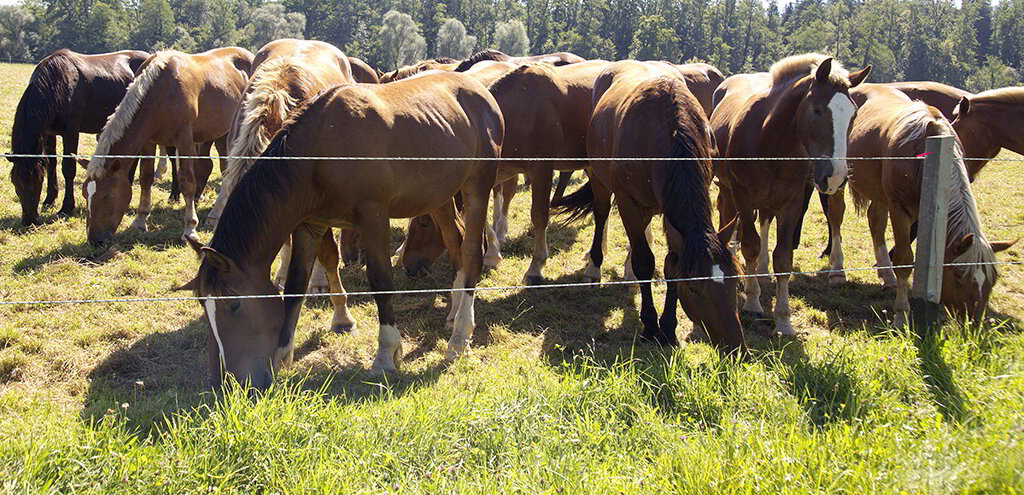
[1,61,1023,493]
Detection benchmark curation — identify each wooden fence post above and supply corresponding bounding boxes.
[910,135,955,333]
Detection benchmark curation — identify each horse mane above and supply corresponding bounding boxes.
[223,56,319,197]
[769,53,850,87]
[11,51,78,157]
[970,86,1024,105]
[890,102,996,283]
[88,51,174,179]
[653,77,738,278]
[433,57,459,64]
[455,49,510,72]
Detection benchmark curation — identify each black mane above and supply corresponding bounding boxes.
[11,52,77,158]
[454,49,510,72]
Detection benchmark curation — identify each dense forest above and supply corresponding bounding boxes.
[0,0,1022,91]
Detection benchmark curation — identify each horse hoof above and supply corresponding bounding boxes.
[131,222,149,233]
[742,299,765,314]
[42,199,56,208]
[444,343,468,362]
[57,207,74,218]
[828,273,847,285]
[892,313,908,329]
[181,232,200,244]
[775,320,797,337]
[522,274,545,286]
[484,255,502,268]
[331,323,356,335]
[371,346,403,373]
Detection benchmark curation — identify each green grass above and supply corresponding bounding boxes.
[1,61,1023,493]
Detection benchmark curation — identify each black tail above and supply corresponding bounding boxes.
[550,180,594,224]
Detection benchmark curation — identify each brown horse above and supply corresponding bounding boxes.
[882,81,970,119]
[401,60,611,283]
[712,53,870,336]
[8,49,149,225]
[950,87,1024,177]
[177,72,502,388]
[82,47,254,245]
[824,83,1014,327]
[347,56,380,83]
[453,49,586,72]
[555,61,744,351]
[657,62,725,117]
[379,58,459,82]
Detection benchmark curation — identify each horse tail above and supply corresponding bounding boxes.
[223,58,302,198]
[550,180,595,224]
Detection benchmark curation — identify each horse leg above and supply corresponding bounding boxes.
[523,166,553,285]
[277,223,326,368]
[771,201,804,337]
[130,142,156,232]
[619,198,660,341]
[889,212,915,328]
[205,138,231,228]
[425,200,466,329]
[658,275,681,346]
[736,198,764,314]
[756,210,772,288]
[340,228,363,266]
[307,228,331,293]
[275,237,292,290]
[819,191,832,258]
[446,177,490,362]
[491,175,514,246]
[317,229,357,333]
[43,134,58,207]
[213,136,229,175]
[867,202,897,288]
[362,210,402,373]
[583,178,613,282]
[826,187,847,284]
[169,147,180,203]
[552,171,573,201]
[194,141,215,202]
[155,144,169,179]
[174,140,200,243]
[623,222,653,296]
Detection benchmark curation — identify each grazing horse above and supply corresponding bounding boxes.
[205,40,354,296]
[379,58,459,82]
[556,61,744,351]
[882,81,970,120]
[712,53,870,336]
[178,72,502,388]
[453,49,586,72]
[82,47,254,245]
[824,84,1014,327]
[401,60,612,283]
[8,49,149,225]
[347,56,380,83]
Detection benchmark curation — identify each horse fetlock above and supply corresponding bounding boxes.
[583,260,602,283]
[331,310,357,334]
[131,216,149,232]
[774,315,797,336]
[372,324,403,372]
[742,293,765,314]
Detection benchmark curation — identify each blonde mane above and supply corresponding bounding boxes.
[222,56,315,198]
[88,51,174,179]
[769,53,850,87]
[970,86,1024,105]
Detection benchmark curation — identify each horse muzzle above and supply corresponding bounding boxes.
[813,158,844,195]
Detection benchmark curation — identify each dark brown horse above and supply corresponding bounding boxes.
[178,72,502,388]
[83,47,254,245]
[824,84,1014,327]
[453,49,586,72]
[553,61,743,351]
[656,61,725,117]
[8,49,149,225]
[401,60,611,283]
[711,53,870,336]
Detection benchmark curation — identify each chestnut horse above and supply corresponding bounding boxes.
[823,83,1013,327]
[178,72,502,388]
[453,49,586,72]
[9,49,149,225]
[83,47,254,245]
[882,81,970,119]
[658,62,725,117]
[379,58,459,83]
[347,56,380,83]
[711,53,870,335]
[555,61,744,351]
[401,60,612,283]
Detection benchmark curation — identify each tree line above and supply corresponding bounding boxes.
[1,0,1021,91]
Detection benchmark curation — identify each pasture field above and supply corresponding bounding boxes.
[1,61,1023,493]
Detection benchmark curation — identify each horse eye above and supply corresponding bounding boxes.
[229,301,241,315]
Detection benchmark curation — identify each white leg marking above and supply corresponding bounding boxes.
[204,299,226,367]
[447,270,466,328]
[372,324,403,372]
[446,292,476,361]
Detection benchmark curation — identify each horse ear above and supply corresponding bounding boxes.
[948,233,975,258]
[174,276,198,292]
[717,215,738,247]
[200,246,234,274]
[184,235,204,256]
[848,65,871,87]
[815,58,834,84]
[77,158,89,169]
[956,96,971,118]
[991,238,1018,253]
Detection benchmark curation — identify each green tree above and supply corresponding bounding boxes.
[435,18,475,58]
[378,10,426,69]
[628,14,679,61]
[0,5,36,60]
[966,56,1020,92]
[494,19,529,56]
[136,0,176,50]
[241,3,306,52]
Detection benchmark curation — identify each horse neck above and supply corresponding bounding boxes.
[966,104,1024,157]
[10,86,50,155]
[758,81,810,157]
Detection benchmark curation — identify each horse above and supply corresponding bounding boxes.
[656,62,725,117]
[8,49,149,226]
[881,81,970,119]
[378,58,459,83]
[711,53,870,336]
[453,49,586,72]
[347,56,380,83]
[822,83,1014,327]
[82,47,254,245]
[553,61,744,351]
[205,40,354,297]
[177,71,502,388]
[400,60,612,284]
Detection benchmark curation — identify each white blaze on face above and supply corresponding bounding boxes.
[205,299,226,368]
[826,93,857,194]
[86,181,97,215]
[711,264,725,284]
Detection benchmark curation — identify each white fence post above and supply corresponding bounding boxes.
[910,135,955,333]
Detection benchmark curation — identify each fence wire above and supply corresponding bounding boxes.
[1,261,1021,307]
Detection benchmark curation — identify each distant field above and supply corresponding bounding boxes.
[1,61,1022,493]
